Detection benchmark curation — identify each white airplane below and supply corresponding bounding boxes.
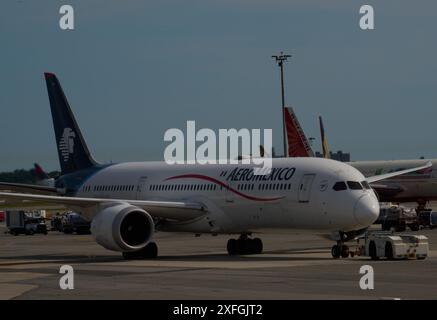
[0,73,429,259]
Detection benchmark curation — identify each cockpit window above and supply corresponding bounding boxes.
[333,181,347,191]
[361,181,371,190]
[347,181,363,190]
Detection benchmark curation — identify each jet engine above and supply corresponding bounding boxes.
[91,203,154,252]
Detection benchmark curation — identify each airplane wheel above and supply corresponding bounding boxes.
[341,245,349,258]
[236,238,246,255]
[253,238,263,254]
[245,239,253,254]
[227,239,237,255]
[331,245,341,259]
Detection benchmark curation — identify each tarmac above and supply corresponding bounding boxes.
[0,222,436,300]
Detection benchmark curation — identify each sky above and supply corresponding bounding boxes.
[1,0,437,171]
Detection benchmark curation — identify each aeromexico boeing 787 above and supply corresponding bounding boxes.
[0,74,428,259]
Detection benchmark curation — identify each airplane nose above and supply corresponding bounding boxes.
[354,194,379,226]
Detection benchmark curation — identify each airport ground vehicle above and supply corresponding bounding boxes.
[50,213,63,231]
[417,209,437,229]
[362,233,428,260]
[332,232,429,260]
[0,211,4,222]
[6,210,48,235]
[61,212,91,234]
[376,204,419,232]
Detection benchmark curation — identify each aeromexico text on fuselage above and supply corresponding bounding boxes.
[223,167,295,182]
[55,165,296,195]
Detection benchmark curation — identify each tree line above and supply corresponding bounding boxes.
[0,168,60,184]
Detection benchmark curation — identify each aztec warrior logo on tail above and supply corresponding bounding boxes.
[59,127,76,162]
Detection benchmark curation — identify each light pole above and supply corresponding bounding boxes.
[272,52,292,157]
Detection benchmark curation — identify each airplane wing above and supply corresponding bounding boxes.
[366,161,432,183]
[0,182,58,195]
[0,192,206,221]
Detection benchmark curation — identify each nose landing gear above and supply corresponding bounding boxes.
[227,234,263,255]
[331,242,350,259]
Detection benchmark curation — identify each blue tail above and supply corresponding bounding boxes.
[44,73,98,175]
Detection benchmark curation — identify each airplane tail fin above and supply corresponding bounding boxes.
[33,163,50,180]
[283,107,314,157]
[44,73,98,175]
[319,116,330,159]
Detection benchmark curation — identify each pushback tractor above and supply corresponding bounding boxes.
[332,231,429,260]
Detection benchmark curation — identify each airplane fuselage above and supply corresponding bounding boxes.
[64,157,379,234]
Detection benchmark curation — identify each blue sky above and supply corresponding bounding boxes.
[1,0,437,171]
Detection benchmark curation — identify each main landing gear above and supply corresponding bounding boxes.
[227,235,263,255]
[122,242,158,260]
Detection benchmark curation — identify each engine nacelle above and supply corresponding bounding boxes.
[91,203,154,252]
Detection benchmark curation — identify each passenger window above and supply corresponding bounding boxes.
[361,181,371,190]
[333,182,347,191]
[347,181,363,190]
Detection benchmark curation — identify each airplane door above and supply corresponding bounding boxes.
[298,174,315,203]
[136,176,148,200]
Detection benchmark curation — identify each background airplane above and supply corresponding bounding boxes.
[33,163,55,187]
[284,111,436,209]
[283,107,313,157]
[0,163,57,195]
